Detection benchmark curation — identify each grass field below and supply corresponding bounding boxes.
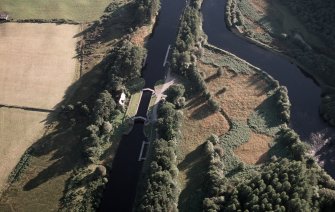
[0,23,79,110]
[234,132,271,165]
[0,22,79,205]
[0,0,112,22]
[126,91,142,117]
[0,108,47,192]
[177,94,229,211]
[0,127,82,211]
[198,62,270,121]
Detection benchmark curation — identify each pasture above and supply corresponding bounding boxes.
[0,0,112,22]
[0,23,79,194]
[0,108,47,192]
[0,23,79,110]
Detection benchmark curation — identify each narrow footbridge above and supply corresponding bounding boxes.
[142,88,155,94]
[133,116,147,122]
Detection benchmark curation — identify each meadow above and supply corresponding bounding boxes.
[0,0,112,22]
[0,108,47,192]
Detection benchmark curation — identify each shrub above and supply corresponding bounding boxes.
[208,98,220,112]
[92,90,116,125]
[217,67,224,77]
[165,84,185,104]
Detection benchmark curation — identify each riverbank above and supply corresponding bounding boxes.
[226,0,335,126]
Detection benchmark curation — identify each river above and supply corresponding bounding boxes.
[202,0,335,176]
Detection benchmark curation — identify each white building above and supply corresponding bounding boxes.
[0,13,9,21]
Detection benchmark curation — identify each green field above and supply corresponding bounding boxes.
[0,0,112,22]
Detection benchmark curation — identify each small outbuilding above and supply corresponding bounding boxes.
[0,13,9,21]
[118,92,126,106]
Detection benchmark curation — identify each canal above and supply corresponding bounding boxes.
[99,0,186,211]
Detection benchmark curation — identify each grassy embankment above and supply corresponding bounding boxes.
[137,0,335,210]
[226,0,335,126]
[0,0,158,211]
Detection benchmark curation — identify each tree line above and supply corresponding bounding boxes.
[136,101,183,210]
[60,39,147,212]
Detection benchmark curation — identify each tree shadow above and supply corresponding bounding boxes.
[246,73,273,97]
[21,14,125,190]
[315,137,335,178]
[2,1,144,209]
[251,93,282,129]
[190,101,215,120]
[178,144,208,212]
[256,152,269,164]
[204,73,219,83]
[73,2,136,45]
[22,57,107,190]
[184,94,206,110]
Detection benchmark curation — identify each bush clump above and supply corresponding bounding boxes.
[223,159,335,211]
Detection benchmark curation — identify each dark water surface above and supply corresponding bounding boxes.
[99,0,185,211]
[202,0,335,176]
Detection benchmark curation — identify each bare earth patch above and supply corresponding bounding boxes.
[0,108,47,191]
[249,0,268,14]
[130,25,152,47]
[198,62,269,122]
[234,132,272,164]
[0,23,79,110]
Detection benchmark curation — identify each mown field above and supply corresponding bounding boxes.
[0,23,79,110]
[0,0,112,22]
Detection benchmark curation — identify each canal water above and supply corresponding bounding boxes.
[202,0,335,176]
[99,0,186,211]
